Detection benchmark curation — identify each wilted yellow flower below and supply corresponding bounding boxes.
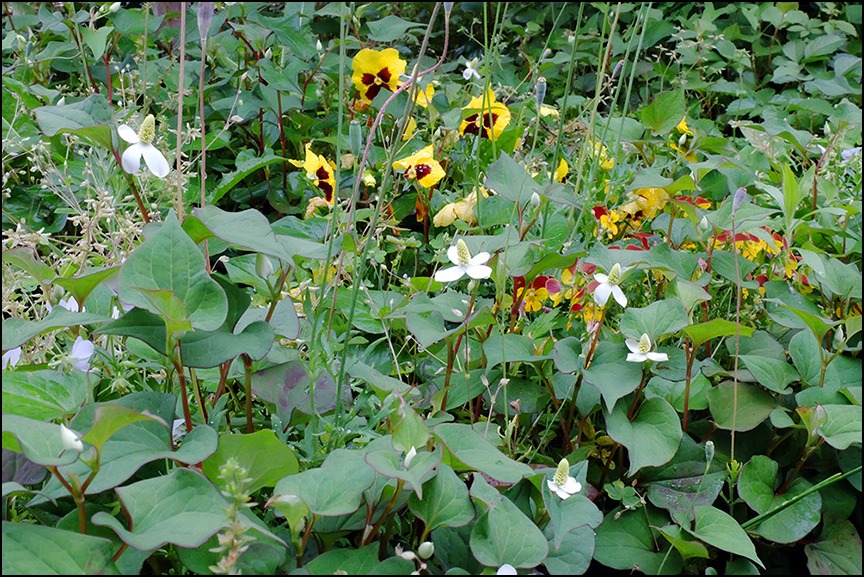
[539,105,559,118]
[591,141,614,170]
[433,187,488,227]
[413,83,435,108]
[619,187,669,221]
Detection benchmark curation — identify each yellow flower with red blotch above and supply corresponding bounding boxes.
[352,47,407,104]
[554,158,568,182]
[393,145,445,188]
[290,144,337,204]
[459,88,511,141]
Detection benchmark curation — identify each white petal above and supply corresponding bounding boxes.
[594,273,609,283]
[496,564,517,575]
[625,338,641,353]
[463,69,473,80]
[626,352,647,363]
[469,251,491,266]
[556,487,572,499]
[117,124,139,144]
[594,282,612,306]
[434,265,466,283]
[2,347,22,369]
[140,143,170,178]
[647,352,669,362]
[60,424,84,452]
[71,337,94,372]
[612,285,628,307]
[447,245,461,265]
[404,446,417,468]
[122,144,143,174]
[561,477,581,494]
[465,264,492,279]
[547,479,558,493]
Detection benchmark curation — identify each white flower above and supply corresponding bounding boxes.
[434,239,492,282]
[625,333,668,363]
[593,262,627,308]
[404,446,417,468]
[47,296,84,313]
[462,57,481,80]
[2,347,22,369]
[547,457,581,500]
[70,337,95,372]
[497,564,517,575]
[841,146,861,163]
[60,423,84,452]
[118,114,170,178]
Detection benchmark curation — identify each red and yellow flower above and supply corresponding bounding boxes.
[290,144,337,204]
[392,145,445,188]
[459,88,511,141]
[351,47,407,104]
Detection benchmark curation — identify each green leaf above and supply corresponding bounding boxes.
[207,152,287,205]
[619,299,690,341]
[484,152,541,206]
[594,505,683,574]
[543,525,595,575]
[1,370,87,421]
[54,266,120,310]
[658,524,710,560]
[2,246,55,284]
[640,89,686,135]
[483,333,551,370]
[1,522,119,575]
[79,25,113,59]
[92,468,283,551]
[818,405,863,450]
[583,341,643,412]
[682,318,756,348]
[180,321,274,367]
[272,449,376,516]
[366,15,425,42]
[805,514,863,575]
[187,205,292,261]
[687,506,764,568]
[739,355,799,394]
[365,445,440,499]
[390,400,429,453]
[33,94,114,150]
[201,430,299,495]
[3,415,89,467]
[706,381,776,431]
[738,456,822,544]
[606,396,682,476]
[408,462,474,532]
[348,361,416,398]
[552,336,583,373]
[469,474,549,568]
[645,373,711,412]
[81,403,166,453]
[434,423,534,484]
[2,308,112,351]
[119,211,227,333]
[251,360,351,423]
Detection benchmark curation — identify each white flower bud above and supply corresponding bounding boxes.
[60,424,84,452]
[417,541,434,559]
[256,253,273,279]
[404,446,417,468]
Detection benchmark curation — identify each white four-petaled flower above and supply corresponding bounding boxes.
[625,333,668,363]
[434,239,492,282]
[462,57,481,80]
[118,114,170,178]
[547,457,582,500]
[593,262,628,308]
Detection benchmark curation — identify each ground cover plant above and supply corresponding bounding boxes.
[1,2,862,575]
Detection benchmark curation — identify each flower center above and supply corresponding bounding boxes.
[137,114,156,145]
[638,334,651,354]
[456,239,471,268]
[553,457,570,487]
[607,263,622,285]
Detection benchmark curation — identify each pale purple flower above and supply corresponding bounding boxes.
[70,337,95,372]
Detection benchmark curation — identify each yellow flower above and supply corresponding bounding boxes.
[599,210,621,238]
[591,141,614,170]
[783,254,798,279]
[619,187,669,221]
[554,158,568,182]
[289,144,337,204]
[459,87,511,141]
[676,117,694,136]
[393,145,445,188]
[413,83,435,108]
[740,240,765,261]
[539,105,559,118]
[402,117,417,141]
[433,187,487,227]
[670,141,698,162]
[517,286,549,312]
[351,47,407,104]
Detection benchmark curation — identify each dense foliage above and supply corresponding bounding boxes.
[2,2,862,575]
